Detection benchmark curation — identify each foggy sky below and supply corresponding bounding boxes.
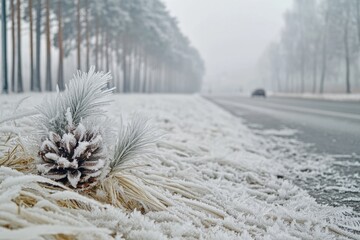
[163,0,293,93]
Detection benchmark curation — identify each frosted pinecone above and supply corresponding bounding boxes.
[37,123,108,189]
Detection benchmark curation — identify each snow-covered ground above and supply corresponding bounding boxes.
[272,93,360,101]
[0,94,359,239]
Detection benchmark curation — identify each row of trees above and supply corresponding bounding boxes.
[1,0,204,94]
[259,0,360,94]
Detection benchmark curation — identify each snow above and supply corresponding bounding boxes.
[273,93,360,101]
[254,128,299,137]
[0,93,359,239]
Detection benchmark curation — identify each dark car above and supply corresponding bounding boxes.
[251,89,266,97]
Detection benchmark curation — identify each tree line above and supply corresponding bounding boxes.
[1,0,205,94]
[259,0,360,94]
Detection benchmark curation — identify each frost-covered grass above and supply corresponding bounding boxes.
[0,94,359,239]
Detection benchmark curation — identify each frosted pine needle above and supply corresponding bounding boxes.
[36,66,113,136]
[110,116,159,174]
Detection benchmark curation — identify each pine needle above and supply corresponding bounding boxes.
[109,116,160,174]
[35,66,114,135]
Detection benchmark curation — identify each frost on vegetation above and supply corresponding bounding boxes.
[32,67,160,193]
[35,66,114,136]
[0,93,360,239]
[0,97,37,174]
[110,115,160,174]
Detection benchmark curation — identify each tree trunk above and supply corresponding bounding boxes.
[122,39,127,92]
[155,62,159,92]
[356,1,360,45]
[11,0,15,92]
[127,43,132,92]
[300,48,305,93]
[149,57,154,93]
[312,51,318,93]
[344,4,351,94]
[142,53,148,93]
[115,35,121,92]
[85,0,89,70]
[100,29,104,69]
[319,11,329,94]
[29,0,34,91]
[286,75,291,92]
[344,21,351,94]
[1,0,8,93]
[45,0,52,91]
[147,57,151,93]
[158,61,163,92]
[108,44,112,87]
[57,0,64,91]
[133,46,139,92]
[161,63,166,92]
[77,0,81,70]
[312,40,319,93]
[136,47,143,92]
[95,17,99,69]
[105,31,109,72]
[16,0,23,92]
[35,0,41,91]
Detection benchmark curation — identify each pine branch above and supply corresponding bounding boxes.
[63,67,113,125]
[110,116,159,174]
[35,66,113,135]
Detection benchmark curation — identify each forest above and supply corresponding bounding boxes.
[259,0,360,94]
[0,0,204,94]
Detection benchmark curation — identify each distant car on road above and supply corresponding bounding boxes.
[251,89,266,97]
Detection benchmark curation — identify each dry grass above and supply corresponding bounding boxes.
[0,130,166,211]
[0,137,35,174]
[0,143,168,213]
[86,173,168,213]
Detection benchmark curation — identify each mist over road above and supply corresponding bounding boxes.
[208,96,360,155]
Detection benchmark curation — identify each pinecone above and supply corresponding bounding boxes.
[37,123,108,189]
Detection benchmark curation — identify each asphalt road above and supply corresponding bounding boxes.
[208,95,360,155]
[207,95,360,213]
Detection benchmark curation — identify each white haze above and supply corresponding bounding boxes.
[163,0,293,93]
